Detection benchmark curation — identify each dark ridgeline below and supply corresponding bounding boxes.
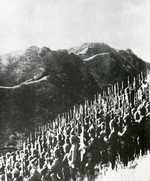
[0,70,150,181]
[0,43,149,145]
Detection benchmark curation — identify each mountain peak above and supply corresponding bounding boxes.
[69,42,115,59]
[0,42,148,136]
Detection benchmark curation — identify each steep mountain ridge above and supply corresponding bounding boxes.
[0,47,98,135]
[69,42,115,59]
[70,42,147,87]
[0,42,149,137]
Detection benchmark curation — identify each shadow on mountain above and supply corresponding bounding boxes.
[0,43,149,138]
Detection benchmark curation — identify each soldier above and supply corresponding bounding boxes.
[108,120,119,169]
[138,104,147,155]
[85,127,101,181]
[12,163,22,181]
[29,158,41,181]
[68,135,80,181]
[48,149,63,181]
[62,144,70,181]
[118,114,135,166]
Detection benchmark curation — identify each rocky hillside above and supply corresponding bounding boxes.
[70,43,148,87]
[0,46,97,134]
[0,43,148,135]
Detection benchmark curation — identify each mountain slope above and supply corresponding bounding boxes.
[0,42,149,137]
[0,48,98,136]
[70,43,148,87]
[69,42,115,59]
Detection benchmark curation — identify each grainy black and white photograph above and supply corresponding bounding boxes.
[0,0,150,180]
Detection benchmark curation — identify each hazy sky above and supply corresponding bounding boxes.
[0,0,150,61]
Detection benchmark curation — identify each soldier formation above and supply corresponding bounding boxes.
[0,72,150,181]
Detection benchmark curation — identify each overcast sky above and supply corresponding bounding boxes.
[0,0,150,61]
